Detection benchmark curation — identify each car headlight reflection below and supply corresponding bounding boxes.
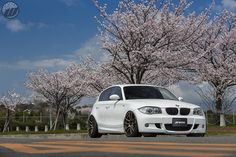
[193,108,204,116]
[138,106,162,114]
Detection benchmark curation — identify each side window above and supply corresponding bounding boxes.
[112,86,123,100]
[99,87,114,101]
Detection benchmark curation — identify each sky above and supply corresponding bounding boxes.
[0,0,236,110]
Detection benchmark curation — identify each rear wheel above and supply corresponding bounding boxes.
[124,111,141,137]
[88,116,102,138]
[187,133,205,137]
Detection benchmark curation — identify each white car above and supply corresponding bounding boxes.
[88,84,206,138]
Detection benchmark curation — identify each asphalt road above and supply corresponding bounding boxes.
[0,135,236,157]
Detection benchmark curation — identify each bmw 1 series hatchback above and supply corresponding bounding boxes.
[88,84,206,138]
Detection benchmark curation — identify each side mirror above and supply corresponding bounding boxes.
[178,97,183,101]
[109,94,120,101]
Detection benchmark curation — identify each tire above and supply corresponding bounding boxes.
[88,116,102,138]
[124,111,141,137]
[143,133,157,137]
[187,133,205,137]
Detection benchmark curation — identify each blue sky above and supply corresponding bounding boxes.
[0,0,235,108]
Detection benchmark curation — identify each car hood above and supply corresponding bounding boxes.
[124,99,200,109]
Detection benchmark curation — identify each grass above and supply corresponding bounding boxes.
[207,124,236,136]
[0,129,87,135]
[1,125,236,136]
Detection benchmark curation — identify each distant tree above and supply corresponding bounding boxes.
[196,85,236,115]
[0,90,23,132]
[60,64,87,128]
[26,63,88,130]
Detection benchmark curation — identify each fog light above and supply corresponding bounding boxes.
[145,123,149,127]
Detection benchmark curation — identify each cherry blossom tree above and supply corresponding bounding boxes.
[94,0,211,85]
[192,11,236,126]
[196,84,236,114]
[0,90,23,132]
[26,69,65,130]
[60,64,88,128]
[85,57,184,97]
[26,63,88,130]
[85,60,124,96]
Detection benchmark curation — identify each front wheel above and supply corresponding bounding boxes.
[124,111,141,137]
[88,116,102,138]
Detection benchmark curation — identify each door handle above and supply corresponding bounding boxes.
[105,106,110,109]
[96,107,99,109]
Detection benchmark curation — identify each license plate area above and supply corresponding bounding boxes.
[172,118,187,127]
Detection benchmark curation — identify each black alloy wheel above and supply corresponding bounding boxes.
[124,111,141,137]
[88,116,102,138]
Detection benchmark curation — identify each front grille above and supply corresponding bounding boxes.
[165,124,192,131]
[180,108,190,115]
[166,108,178,115]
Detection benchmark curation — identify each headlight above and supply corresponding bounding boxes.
[138,106,162,114]
[193,108,204,116]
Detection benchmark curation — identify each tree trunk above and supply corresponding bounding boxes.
[52,108,60,131]
[62,112,68,130]
[216,90,226,126]
[220,114,226,127]
[216,92,222,113]
[3,109,10,133]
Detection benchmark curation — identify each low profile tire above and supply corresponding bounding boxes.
[124,111,141,137]
[187,133,205,137]
[142,133,157,137]
[88,116,102,138]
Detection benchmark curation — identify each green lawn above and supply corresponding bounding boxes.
[0,129,87,135]
[1,125,236,136]
[207,125,236,136]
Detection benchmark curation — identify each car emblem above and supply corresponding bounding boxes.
[175,104,180,108]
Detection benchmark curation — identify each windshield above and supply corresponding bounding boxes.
[124,86,177,100]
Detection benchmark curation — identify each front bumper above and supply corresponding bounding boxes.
[135,110,206,134]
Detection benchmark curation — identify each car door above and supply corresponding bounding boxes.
[106,86,126,132]
[95,87,115,131]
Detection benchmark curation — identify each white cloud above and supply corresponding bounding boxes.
[0,58,76,71]
[0,35,107,71]
[0,17,25,32]
[222,0,236,10]
[0,17,48,32]
[5,19,25,32]
[60,0,80,6]
[18,58,75,69]
[73,36,107,61]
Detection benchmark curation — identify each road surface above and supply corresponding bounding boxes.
[0,135,236,157]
